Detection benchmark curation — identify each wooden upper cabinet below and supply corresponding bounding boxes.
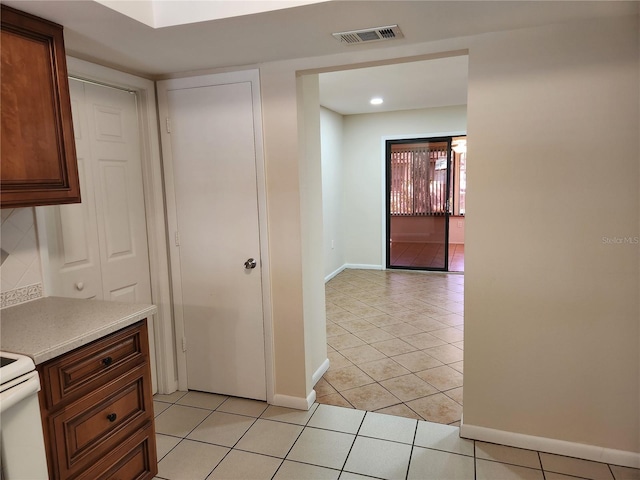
[1,5,81,207]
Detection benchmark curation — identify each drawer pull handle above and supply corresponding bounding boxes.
[102,357,113,367]
[107,413,117,422]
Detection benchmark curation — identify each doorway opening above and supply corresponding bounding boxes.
[315,53,468,424]
[386,135,466,272]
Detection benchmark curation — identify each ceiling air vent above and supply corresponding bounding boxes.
[332,25,404,45]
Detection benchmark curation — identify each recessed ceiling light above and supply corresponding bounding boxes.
[370,97,383,105]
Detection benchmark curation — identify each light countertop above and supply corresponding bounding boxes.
[0,297,157,364]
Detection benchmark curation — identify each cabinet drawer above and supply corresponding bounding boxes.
[77,423,157,480]
[50,364,152,479]
[40,321,147,409]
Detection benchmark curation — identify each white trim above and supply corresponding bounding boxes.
[251,70,276,405]
[326,265,383,282]
[380,131,467,268]
[156,69,274,402]
[460,423,640,469]
[325,265,346,283]
[272,390,316,411]
[312,358,330,386]
[155,80,188,392]
[344,264,383,270]
[37,57,177,395]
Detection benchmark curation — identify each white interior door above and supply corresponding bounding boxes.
[44,80,151,305]
[165,80,267,400]
[84,82,152,304]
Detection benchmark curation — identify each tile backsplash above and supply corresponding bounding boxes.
[0,207,44,307]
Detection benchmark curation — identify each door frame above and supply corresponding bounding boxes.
[36,57,176,394]
[156,70,274,402]
[380,131,466,270]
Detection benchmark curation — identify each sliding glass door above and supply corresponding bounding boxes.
[386,137,452,271]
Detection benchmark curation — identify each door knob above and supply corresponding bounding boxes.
[244,258,257,269]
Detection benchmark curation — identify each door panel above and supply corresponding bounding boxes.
[58,187,90,265]
[100,162,134,258]
[166,81,266,400]
[387,138,452,271]
[110,284,138,303]
[44,80,151,305]
[84,83,151,304]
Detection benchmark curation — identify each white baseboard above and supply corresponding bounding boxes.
[306,389,317,408]
[325,265,346,283]
[272,359,329,411]
[312,358,330,386]
[325,264,384,282]
[159,379,179,395]
[344,264,384,270]
[272,391,316,411]
[460,422,640,469]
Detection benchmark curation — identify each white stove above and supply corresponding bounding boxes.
[0,351,49,479]
[0,352,36,383]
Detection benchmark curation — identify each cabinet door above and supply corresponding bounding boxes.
[0,6,80,207]
[47,365,152,479]
[39,321,147,410]
[76,423,157,480]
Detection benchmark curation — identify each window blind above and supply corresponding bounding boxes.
[390,143,448,215]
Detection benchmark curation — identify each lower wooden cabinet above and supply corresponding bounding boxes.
[38,321,157,480]
[76,423,156,480]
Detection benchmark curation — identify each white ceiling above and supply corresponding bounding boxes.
[318,54,468,115]
[2,1,636,115]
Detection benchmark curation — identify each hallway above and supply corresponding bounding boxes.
[319,269,464,425]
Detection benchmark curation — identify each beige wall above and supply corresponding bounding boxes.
[464,16,639,452]
[259,13,639,455]
[320,107,346,278]
[260,67,308,399]
[298,74,328,393]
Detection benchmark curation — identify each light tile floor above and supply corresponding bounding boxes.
[152,391,639,480]
[319,269,465,425]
